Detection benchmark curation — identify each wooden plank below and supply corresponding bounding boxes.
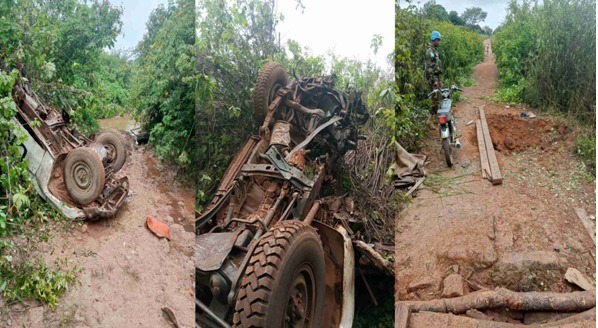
[476,120,491,180]
[479,108,503,184]
[574,207,596,246]
[406,177,426,196]
[395,304,411,328]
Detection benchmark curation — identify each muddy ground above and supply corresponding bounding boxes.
[395,41,596,326]
[5,136,195,327]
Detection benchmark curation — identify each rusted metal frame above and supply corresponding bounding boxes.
[217,136,260,193]
[284,98,327,119]
[279,191,299,221]
[224,186,289,308]
[303,201,321,226]
[195,299,232,328]
[240,164,312,191]
[196,188,234,229]
[82,177,129,220]
[14,87,63,157]
[286,116,343,160]
[259,87,292,139]
[265,146,313,181]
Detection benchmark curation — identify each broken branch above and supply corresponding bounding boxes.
[398,288,595,314]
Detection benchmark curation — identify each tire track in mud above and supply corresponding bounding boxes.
[395,40,596,311]
[12,144,195,328]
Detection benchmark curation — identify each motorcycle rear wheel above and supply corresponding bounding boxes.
[442,138,453,167]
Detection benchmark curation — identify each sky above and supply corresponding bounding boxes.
[108,0,166,50]
[276,0,395,69]
[108,0,393,69]
[416,0,512,30]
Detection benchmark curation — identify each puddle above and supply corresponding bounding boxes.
[98,114,139,131]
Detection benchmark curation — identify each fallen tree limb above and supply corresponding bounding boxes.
[353,240,394,276]
[398,288,595,314]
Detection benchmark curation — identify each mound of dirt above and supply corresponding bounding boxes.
[485,113,570,152]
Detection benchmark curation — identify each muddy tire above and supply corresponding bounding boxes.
[253,62,288,124]
[232,221,325,328]
[96,129,127,172]
[443,138,453,167]
[64,147,106,205]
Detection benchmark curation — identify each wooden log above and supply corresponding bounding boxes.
[395,304,411,328]
[574,207,596,246]
[476,120,491,180]
[397,288,595,314]
[479,108,502,184]
[406,177,426,196]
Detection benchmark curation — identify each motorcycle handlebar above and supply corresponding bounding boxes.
[427,86,463,98]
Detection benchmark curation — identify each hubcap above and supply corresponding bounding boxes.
[73,161,92,190]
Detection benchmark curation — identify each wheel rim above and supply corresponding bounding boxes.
[72,161,93,191]
[284,264,316,328]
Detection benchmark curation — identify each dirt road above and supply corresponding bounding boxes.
[395,40,595,324]
[10,138,195,327]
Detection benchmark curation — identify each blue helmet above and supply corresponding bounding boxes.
[431,31,441,41]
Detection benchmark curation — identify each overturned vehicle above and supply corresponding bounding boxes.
[196,62,392,327]
[12,73,129,220]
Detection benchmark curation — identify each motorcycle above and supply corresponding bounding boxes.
[428,85,463,167]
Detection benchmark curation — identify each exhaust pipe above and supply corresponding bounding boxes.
[455,139,462,149]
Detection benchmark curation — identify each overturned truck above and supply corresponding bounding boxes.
[196,62,391,327]
[12,72,129,220]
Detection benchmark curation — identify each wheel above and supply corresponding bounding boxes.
[233,221,325,328]
[64,147,106,205]
[96,129,127,172]
[442,137,453,167]
[253,62,288,124]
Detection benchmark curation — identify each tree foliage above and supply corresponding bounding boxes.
[131,0,196,172]
[461,7,488,26]
[493,0,596,123]
[448,10,465,26]
[422,0,449,21]
[0,0,123,133]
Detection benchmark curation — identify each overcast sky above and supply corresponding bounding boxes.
[408,0,512,30]
[109,0,393,69]
[108,0,165,50]
[276,0,394,69]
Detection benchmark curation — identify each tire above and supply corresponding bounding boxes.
[96,129,127,172]
[233,221,326,328]
[64,147,106,205]
[253,62,288,124]
[442,137,453,167]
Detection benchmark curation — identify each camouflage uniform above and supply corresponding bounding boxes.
[425,44,442,114]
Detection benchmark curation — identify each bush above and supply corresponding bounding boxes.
[493,0,596,124]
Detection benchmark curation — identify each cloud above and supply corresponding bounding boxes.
[108,0,167,51]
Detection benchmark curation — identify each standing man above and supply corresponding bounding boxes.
[425,30,442,129]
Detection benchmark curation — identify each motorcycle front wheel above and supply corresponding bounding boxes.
[442,138,454,167]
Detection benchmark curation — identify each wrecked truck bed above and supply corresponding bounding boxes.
[12,74,129,220]
[196,62,391,328]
